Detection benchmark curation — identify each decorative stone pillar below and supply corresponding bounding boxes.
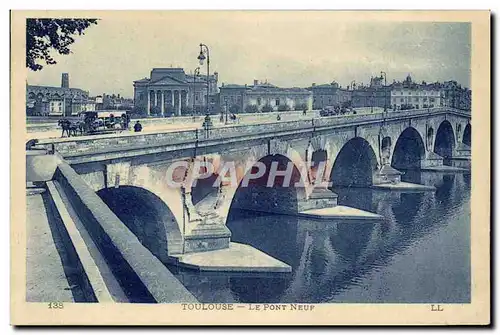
[154,90,158,108]
[181,158,231,253]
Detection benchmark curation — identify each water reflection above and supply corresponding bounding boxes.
[172,170,471,303]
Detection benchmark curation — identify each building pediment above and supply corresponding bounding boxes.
[149,75,188,86]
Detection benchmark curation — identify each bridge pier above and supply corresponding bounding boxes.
[373,164,403,185]
[183,221,231,254]
[421,151,445,169]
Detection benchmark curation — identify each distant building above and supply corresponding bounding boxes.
[26,73,89,116]
[308,81,352,109]
[390,75,443,110]
[133,68,218,116]
[83,97,97,112]
[351,75,391,109]
[98,93,134,110]
[440,80,471,111]
[219,80,312,113]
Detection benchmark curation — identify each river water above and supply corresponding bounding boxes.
[170,170,471,304]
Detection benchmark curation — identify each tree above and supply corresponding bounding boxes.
[150,105,161,116]
[181,106,193,116]
[130,106,147,117]
[277,104,290,112]
[261,104,274,113]
[229,104,240,114]
[26,18,98,71]
[341,100,352,108]
[294,102,307,111]
[244,104,259,113]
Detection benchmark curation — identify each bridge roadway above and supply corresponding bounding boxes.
[27,107,471,303]
[27,109,323,140]
[27,108,392,141]
[37,107,471,164]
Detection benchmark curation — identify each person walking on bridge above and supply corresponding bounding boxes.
[134,120,143,132]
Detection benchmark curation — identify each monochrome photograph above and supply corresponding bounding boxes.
[11,10,490,325]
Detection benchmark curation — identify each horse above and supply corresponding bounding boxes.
[73,121,87,136]
[58,119,83,137]
[58,119,72,137]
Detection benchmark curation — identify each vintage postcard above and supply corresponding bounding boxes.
[11,10,490,325]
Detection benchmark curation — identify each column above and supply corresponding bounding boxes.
[161,90,165,116]
[154,90,158,108]
[171,90,174,114]
[177,90,181,116]
[185,90,189,111]
[147,90,151,115]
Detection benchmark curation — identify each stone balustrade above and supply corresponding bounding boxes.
[37,108,471,159]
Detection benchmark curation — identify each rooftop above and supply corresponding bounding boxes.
[221,81,311,93]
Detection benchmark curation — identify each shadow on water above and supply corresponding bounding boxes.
[172,170,470,303]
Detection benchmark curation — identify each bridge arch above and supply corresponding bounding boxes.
[227,153,306,216]
[330,137,378,187]
[97,185,181,262]
[391,127,426,170]
[434,120,456,166]
[463,123,471,146]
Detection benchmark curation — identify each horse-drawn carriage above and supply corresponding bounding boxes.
[58,111,130,137]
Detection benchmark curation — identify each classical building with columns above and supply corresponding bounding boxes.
[133,68,218,116]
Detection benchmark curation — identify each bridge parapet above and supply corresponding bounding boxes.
[36,108,470,160]
[39,129,198,157]
[53,160,197,302]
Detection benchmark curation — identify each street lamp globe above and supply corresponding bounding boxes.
[198,50,206,65]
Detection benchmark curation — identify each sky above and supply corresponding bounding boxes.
[26,12,471,98]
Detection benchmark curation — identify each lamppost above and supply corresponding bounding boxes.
[198,43,211,115]
[371,90,374,113]
[380,71,388,116]
[198,43,212,137]
[225,101,229,124]
[192,67,200,113]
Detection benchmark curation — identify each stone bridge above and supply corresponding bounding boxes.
[35,107,471,261]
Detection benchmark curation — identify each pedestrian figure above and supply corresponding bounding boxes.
[121,114,129,130]
[134,120,143,132]
[303,109,307,116]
